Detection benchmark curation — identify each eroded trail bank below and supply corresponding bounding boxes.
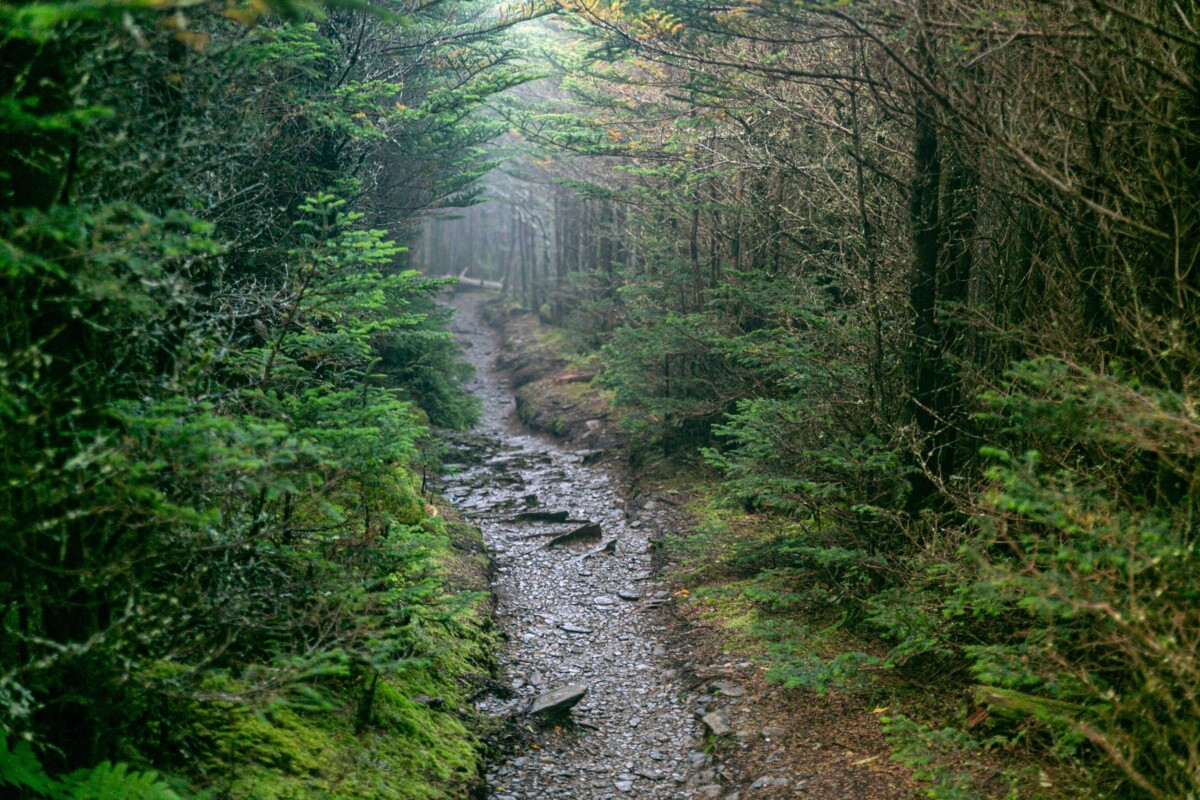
[435,293,714,799]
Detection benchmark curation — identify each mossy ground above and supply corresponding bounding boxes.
[169,507,497,800]
[484,301,619,447]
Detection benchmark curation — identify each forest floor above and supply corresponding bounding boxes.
[446,290,917,800]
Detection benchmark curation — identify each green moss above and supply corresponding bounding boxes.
[169,507,495,800]
[386,468,430,525]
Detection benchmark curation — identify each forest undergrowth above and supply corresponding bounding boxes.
[0,0,530,795]
[492,301,1107,800]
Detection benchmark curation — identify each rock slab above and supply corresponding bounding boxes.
[526,684,588,717]
[701,712,732,737]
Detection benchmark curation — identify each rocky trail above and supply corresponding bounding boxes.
[434,294,738,800]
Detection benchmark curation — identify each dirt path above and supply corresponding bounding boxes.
[436,293,713,799]
[437,293,916,800]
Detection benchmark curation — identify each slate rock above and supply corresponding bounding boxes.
[702,712,732,736]
[547,522,602,548]
[526,684,588,716]
[712,680,745,698]
[511,509,572,523]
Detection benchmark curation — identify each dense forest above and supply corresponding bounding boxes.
[3,0,1199,797]
[415,2,1200,798]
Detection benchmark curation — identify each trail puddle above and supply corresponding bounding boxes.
[435,293,704,799]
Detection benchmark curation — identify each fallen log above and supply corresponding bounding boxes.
[437,272,503,290]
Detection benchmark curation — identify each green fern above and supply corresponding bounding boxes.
[0,736,59,796]
[1,738,181,800]
[60,762,182,800]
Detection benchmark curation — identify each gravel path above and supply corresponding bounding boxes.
[435,294,716,800]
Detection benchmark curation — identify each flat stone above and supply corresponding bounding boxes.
[547,522,602,547]
[712,681,745,698]
[594,595,616,606]
[578,538,618,559]
[511,509,572,522]
[526,684,588,716]
[617,588,642,601]
[697,786,723,799]
[702,712,732,736]
[559,623,593,634]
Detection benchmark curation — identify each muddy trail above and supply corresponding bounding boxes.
[434,293,725,799]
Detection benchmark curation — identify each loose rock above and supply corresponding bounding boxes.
[437,295,703,798]
[526,684,588,717]
[702,712,732,737]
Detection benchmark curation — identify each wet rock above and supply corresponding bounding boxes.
[546,522,602,548]
[510,509,572,523]
[578,538,618,560]
[526,684,588,716]
[701,712,732,737]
